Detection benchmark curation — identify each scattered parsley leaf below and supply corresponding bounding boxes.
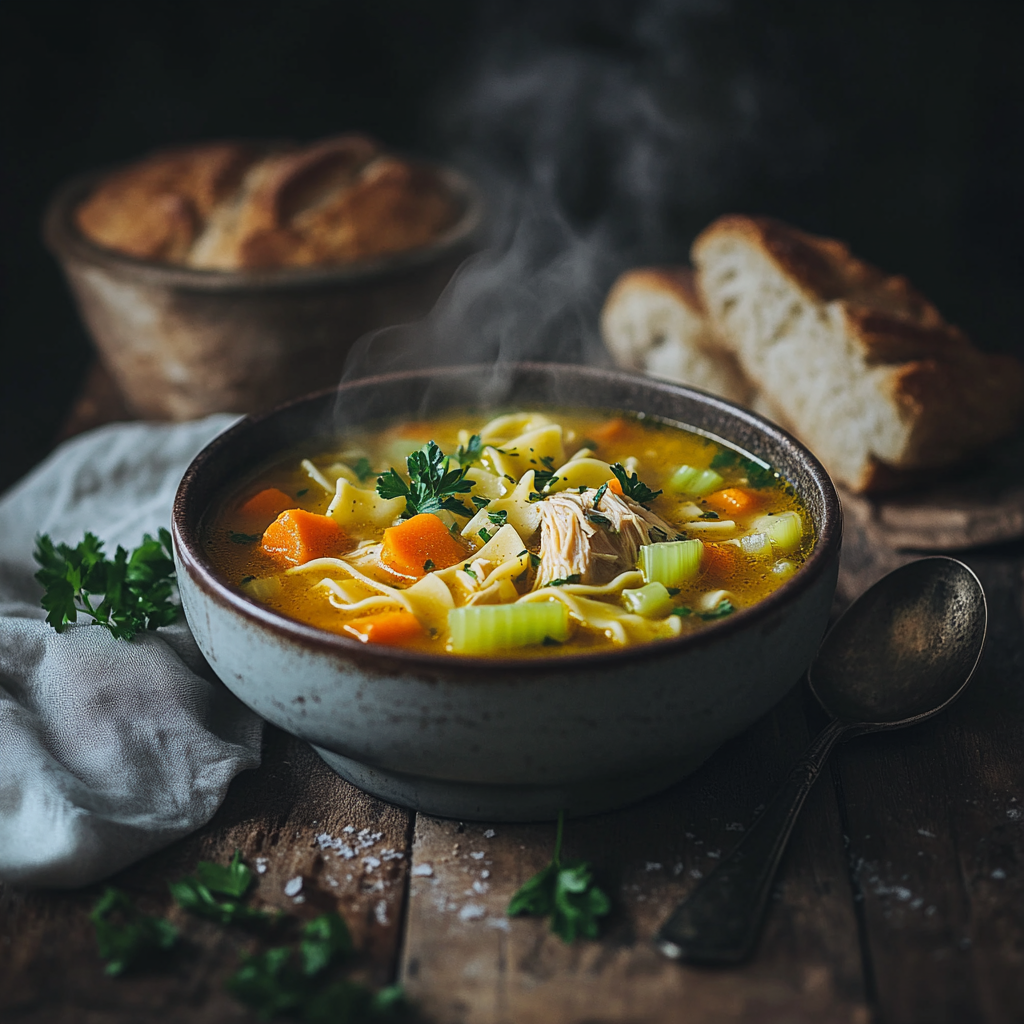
[455,434,484,466]
[230,531,261,544]
[423,559,435,572]
[528,492,545,503]
[586,513,612,528]
[699,598,736,620]
[486,509,508,526]
[609,464,662,506]
[529,553,541,569]
[299,912,354,976]
[507,810,610,943]
[579,437,598,450]
[709,449,776,489]
[699,510,720,520]
[532,469,559,491]
[240,575,256,585]
[352,457,376,483]
[666,587,680,596]
[592,482,608,507]
[478,528,493,544]
[471,496,491,510]
[672,606,693,617]
[544,575,581,587]
[34,529,179,641]
[376,441,474,518]
[296,488,309,497]
[90,887,177,976]
[169,851,274,928]
[462,564,478,580]
[195,849,253,898]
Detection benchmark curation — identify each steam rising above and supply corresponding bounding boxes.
[340,0,820,414]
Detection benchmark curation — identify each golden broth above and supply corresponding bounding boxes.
[205,410,814,657]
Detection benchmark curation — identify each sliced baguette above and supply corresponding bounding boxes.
[692,215,1024,493]
[600,267,753,405]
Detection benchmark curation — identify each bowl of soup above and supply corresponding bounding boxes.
[172,363,841,820]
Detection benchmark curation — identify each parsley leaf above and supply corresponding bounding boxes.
[169,850,275,928]
[376,441,474,518]
[709,448,777,489]
[423,559,435,572]
[90,887,178,976]
[351,457,376,483]
[592,482,608,507]
[230,531,261,543]
[699,510,720,520]
[461,564,478,580]
[34,529,179,641]
[486,509,508,526]
[471,495,491,510]
[543,574,581,588]
[529,553,541,569]
[478,527,493,543]
[609,464,662,506]
[455,433,484,466]
[699,598,736,620]
[532,469,559,491]
[507,810,610,942]
[586,513,612,528]
[296,488,309,497]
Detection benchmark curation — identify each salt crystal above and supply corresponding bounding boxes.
[412,863,434,877]
[472,880,489,894]
[363,856,381,871]
[917,828,936,838]
[689,869,703,879]
[707,850,721,859]
[487,917,511,931]
[293,895,306,904]
[483,829,496,839]
[284,876,303,897]
[992,868,1007,879]
[1007,808,1022,820]
[255,858,268,874]
[644,862,662,872]
[480,870,490,879]
[343,825,355,833]
[375,900,389,925]
[725,823,745,832]
[470,851,485,860]
[459,904,486,921]
[325,876,339,888]
[672,863,684,876]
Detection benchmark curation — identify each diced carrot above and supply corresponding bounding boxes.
[238,487,294,524]
[588,417,630,446]
[606,476,624,496]
[261,509,349,565]
[705,487,763,516]
[701,542,739,583]
[342,611,424,646]
[380,513,468,578]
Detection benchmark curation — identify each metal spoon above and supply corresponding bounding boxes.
[656,556,988,965]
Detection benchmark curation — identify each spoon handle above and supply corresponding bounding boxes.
[656,717,849,964]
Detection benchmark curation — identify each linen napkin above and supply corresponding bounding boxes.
[0,416,263,888]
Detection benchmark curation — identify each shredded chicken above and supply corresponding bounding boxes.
[533,488,676,589]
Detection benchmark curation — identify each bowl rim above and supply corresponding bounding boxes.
[42,156,485,293]
[172,363,842,674]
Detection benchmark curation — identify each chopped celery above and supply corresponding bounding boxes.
[621,582,675,618]
[667,465,724,497]
[639,539,703,587]
[739,532,772,560]
[754,511,803,552]
[448,601,569,654]
[771,559,798,580]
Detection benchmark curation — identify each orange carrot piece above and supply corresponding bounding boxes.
[261,509,349,565]
[606,476,624,496]
[701,542,739,583]
[342,611,424,646]
[238,487,294,524]
[705,487,763,516]
[380,513,468,577]
[588,417,630,446]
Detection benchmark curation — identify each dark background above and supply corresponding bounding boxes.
[2,0,1022,491]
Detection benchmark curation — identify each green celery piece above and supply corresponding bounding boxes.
[621,582,675,618]
[667,464,724,497]
[754,511,803,551]
[639,539,704,587]
[448,601,569,654]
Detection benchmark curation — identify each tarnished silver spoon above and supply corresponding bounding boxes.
[657,556,988,965]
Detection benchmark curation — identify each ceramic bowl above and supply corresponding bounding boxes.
[172,363,842,820]
[43,162,483,420]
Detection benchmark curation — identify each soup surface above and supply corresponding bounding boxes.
[205,410,814,656]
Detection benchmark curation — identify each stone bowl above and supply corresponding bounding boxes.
[171,363,842,820]
[43,162,483,420]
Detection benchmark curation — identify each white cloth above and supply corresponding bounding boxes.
[0,416,263,887]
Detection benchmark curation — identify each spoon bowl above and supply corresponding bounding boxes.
[810,557,988,727]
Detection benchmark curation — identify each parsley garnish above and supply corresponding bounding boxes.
[533,469,559,491]
[169,850,275,927]
[609,464,662,505]
[230,531,261,544]
[544,574,581,587]
[376,441,473,519]
[423,559,435,572]
[699,598,735,620]
[528,492,545,503]
[456,434,484,466]
[592,482,608,507]
[462,564,478,580]
[478,528,493,543]
[529,553,541,568]
[34,529,179,641]
[586,513,612,528]
[296,488,309,497]
[472,495,491,509]
[352,457,376,483]
[91,887,178,976]
[539,455,555,470]
[672,606,693,617]
[709,449,777,489]
[507,810,610,942]
[487,509,508,526]
[699,510,720,520]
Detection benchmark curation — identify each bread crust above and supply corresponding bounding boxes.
[692,215,1024,492]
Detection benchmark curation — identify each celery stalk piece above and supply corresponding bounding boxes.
[621,582,675,618]
[639,539,703,587]
[448,601,570,654]
[667,465,724,497]
[753,511,803,552]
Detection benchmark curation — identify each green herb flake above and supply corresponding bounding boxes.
[529,553,542,569]
[544,574,581,588]
[699,599,736,621]
[34,529,179,641]
[539,455,555,469]
[423,559,435,572]
[169,850,274,928]
[528,492,545,503]
[90,887,178,976]
[471,496,491,509]
[456,434,484,466]
[376,441,474,519]
[609,464,662,506]
[709,448,776,489]
[352,457,375,483]
[507,810,610,943]
[487,509,508,526]
[533,469,559,491]
[478,527,493,544]
[462,564,478,581]
[672,606,693,617]
[586,513,612,528]
[229,531,261,544]
[296,488,309,497]
[699,510,720,520]
[592,482,609,507]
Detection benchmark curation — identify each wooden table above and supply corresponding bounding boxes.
[2,369,1022,1024]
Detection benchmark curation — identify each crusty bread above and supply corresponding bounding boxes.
[600,267,754,405]
[75,136,459,270]
[692,215,1024,493]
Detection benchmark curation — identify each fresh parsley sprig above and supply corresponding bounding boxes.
[376,441,474,519]
[455,433,484,466]
[709,448,777,489]
[609,464,662,506]
[507,810,611,942]
[91,888,178,976]
[169,849,277,927]
[34,529,178,641]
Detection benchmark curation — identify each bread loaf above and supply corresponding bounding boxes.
[600,267,753,405]
[75,136,459,270]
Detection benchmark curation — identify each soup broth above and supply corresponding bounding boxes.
[205,410,814,657]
